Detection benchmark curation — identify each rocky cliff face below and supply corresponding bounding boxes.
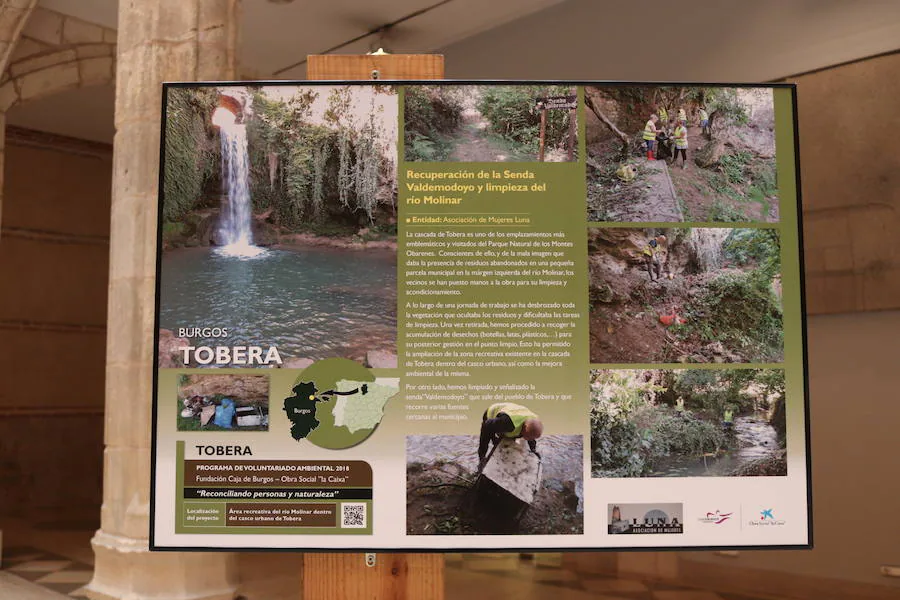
[179,374,269,406]
[158,329,189,368]
[588,228,730,284]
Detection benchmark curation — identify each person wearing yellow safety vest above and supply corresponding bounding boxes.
[673,119,689,169]
[642,114,661,160]
[478,402,544,467]
[677,106,687,125]
[675,397,686,417]
[642,239,662,281]
[723,406,735,432]
[698,106,710,137]
[658,105,668,127]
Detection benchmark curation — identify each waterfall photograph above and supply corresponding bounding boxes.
[590,368,787,478]
[587,227,783,363]
[158,84,399,368]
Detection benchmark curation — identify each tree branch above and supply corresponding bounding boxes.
[584,93,630,144]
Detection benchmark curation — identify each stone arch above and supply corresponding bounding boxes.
[0,1,39,74]
[0,43,116,111]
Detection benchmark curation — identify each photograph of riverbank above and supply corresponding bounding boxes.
[406,434,584,535]
[158,85,398,367]
[590,368,787,478]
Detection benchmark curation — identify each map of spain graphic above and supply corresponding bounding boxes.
[283,378,398,447]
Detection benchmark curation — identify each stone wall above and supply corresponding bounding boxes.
[787,52,900,314]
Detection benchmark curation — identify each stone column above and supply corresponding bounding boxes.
[86,2,241,599]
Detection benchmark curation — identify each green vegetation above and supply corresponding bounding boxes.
[593,85,748,132]
[701,87,750,127]
[586,85,776,222]
[404,85,576,161]
[590,369,785,478]
[720,151,752,184]
[163,88,218,222]
[587,227,783,364]
[725,228,781,279]
[477,85,574,155]
[673,267,783,362]
[163,86,397,240]
[403,86,465,161]
[705,199,746,222]
[247,87,394,229]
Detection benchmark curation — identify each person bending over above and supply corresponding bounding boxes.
[478,402,544,469]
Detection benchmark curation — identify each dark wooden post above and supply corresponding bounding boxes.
[538,108,547,162]
[567,107,576,161]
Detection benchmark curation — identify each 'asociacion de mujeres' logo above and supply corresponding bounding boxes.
[608,503,684,534]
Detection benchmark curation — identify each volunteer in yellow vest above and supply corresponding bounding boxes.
[642,114,660,160]
[479,402,544,465]
[675,397,686,415]
[658,105,668,126]
[698,105,710,136]
[643,240,662,281]
[677,106,687,125]
[642,239,662,281]
[673,119,689,169]
[723,406,735,431]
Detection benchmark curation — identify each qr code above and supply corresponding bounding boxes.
[341,503,367,528]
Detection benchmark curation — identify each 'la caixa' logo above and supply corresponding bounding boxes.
[748,508,786,527]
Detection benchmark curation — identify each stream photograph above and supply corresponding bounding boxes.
[404,85,578,162]
[590,368,787,478]
[158,84,399,367]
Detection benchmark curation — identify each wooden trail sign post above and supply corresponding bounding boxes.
[535,94,577,161]
[302,52,445,600]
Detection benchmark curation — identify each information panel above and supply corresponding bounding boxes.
[151,81,810,551]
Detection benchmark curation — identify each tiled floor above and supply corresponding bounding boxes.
[444,553,770,600]
[1,546,92,598]
[0,520,777,600]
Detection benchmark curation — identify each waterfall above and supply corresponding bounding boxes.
[687,228,730,272]
[213,106,263,258]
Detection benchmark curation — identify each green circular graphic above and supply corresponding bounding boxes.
[282,357,395,450]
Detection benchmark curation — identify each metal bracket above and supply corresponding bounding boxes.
[365,553,376,567]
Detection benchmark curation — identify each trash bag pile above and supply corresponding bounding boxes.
[616,164,637,182]
[180,395,268,429]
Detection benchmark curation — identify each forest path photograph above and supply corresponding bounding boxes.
[404,85,577,163]
[445,87,528,162]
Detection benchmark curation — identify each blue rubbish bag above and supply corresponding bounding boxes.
[214,398,236,428]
